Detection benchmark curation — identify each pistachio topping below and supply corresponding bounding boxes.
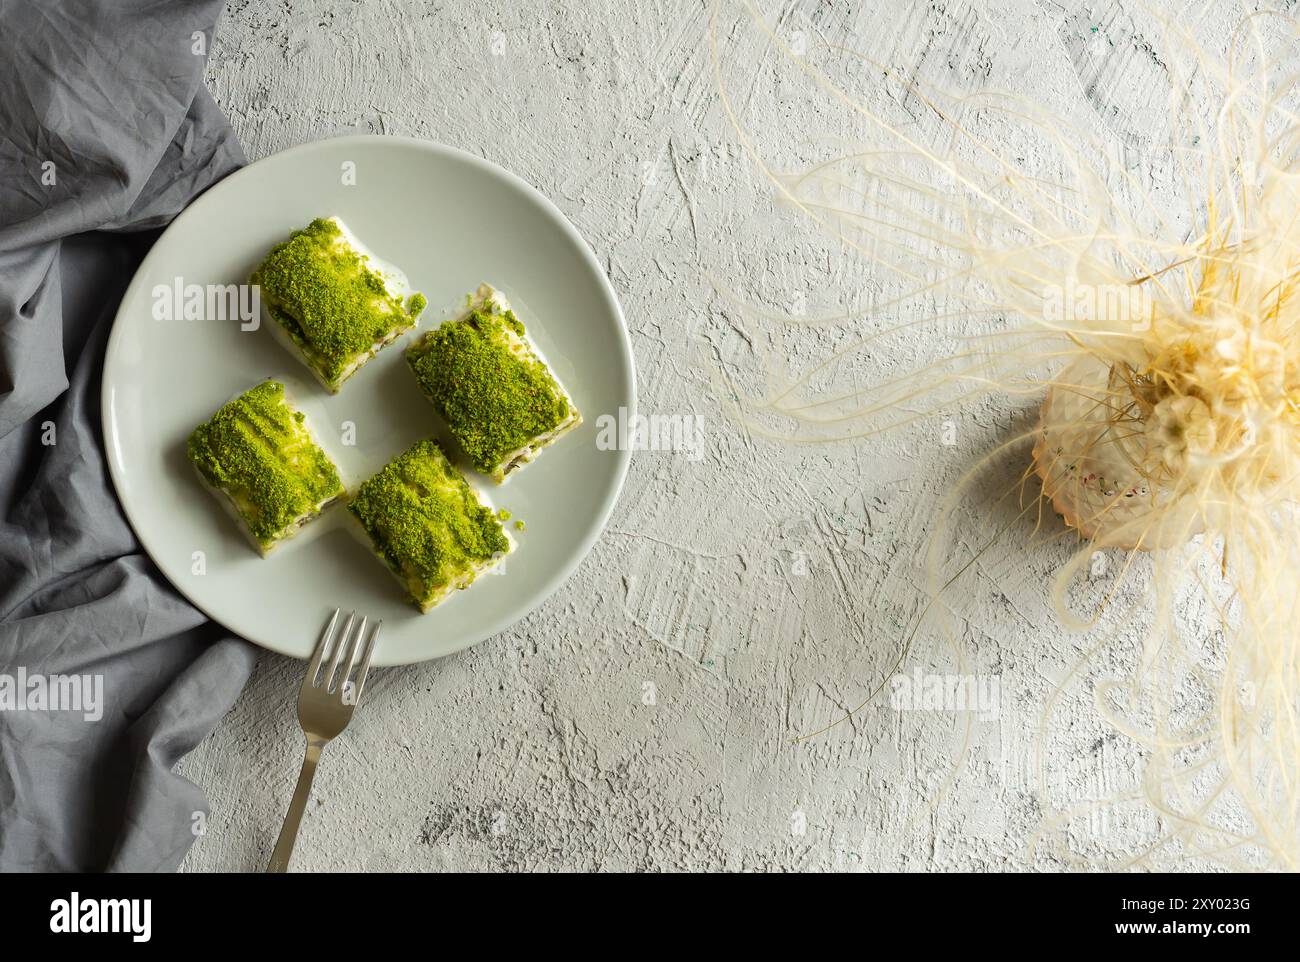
[252,218,426,389]
[406,297,573,478]
[187,380,344,550]
[348,439,509,609]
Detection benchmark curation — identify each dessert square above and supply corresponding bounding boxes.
[348,439,511,611]
[187,380,345,555]
[251,216,427,392]
[405,283,580,482]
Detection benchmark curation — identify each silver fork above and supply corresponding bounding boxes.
[266,608,381,872]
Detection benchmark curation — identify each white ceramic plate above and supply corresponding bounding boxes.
[103,135,634,665]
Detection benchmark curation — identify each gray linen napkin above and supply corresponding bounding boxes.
[0,0,256,871]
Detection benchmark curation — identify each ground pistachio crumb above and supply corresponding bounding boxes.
[406,303,570,476]
[187,380,342,548]
[348,439,508,608]
[252,217,425,387]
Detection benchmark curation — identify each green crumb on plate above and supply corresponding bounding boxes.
[497,508,511,521]
[514,519,525,531]
[405,288,579,481]
[251,217,426,391]
[348,439,509,611]
[187,380,343,554]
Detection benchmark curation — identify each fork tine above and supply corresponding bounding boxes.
[334,615,367,695]
[325,611,357,691]
[351,620,382,703]
[307,608,341,685]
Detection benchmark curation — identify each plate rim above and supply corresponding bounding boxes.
[101,133,636,666]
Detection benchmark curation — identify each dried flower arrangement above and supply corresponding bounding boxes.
[711,0,1300,867]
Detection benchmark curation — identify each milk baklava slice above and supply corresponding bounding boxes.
[348,439,511,612]
[405,284,580,483]
[187,380,345,556]
[251,217,427,393]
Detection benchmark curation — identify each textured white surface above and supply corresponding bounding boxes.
[179,0,1214,872]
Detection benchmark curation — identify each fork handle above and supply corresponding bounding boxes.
[267,738,324,872]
